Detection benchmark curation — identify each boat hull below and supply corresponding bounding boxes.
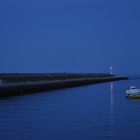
[128,95,140,99]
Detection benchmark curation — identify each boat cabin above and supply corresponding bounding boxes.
[130,86,136,90]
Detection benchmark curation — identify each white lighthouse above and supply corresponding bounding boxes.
[110,65,113,75]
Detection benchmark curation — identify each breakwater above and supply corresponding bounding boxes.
[0,73,128,98]
[0,73,114,83]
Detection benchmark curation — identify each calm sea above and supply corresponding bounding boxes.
[0,79,140,140]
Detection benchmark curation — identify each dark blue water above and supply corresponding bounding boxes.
[0,79,140,140]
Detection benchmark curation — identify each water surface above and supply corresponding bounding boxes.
[0,79,140,140]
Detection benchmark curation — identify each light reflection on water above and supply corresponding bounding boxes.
[108,82,115,136]
[0,79,140,140]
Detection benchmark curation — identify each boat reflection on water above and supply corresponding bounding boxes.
[108,82,115,136]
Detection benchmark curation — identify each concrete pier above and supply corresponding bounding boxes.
[0,75,128,98]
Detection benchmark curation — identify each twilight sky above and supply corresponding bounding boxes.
[0,0,140,74]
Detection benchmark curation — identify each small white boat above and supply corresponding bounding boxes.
[126,86,140,99]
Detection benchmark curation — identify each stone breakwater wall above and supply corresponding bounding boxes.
[0,76,128,98]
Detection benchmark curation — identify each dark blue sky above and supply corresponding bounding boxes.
[0,0,140,74]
